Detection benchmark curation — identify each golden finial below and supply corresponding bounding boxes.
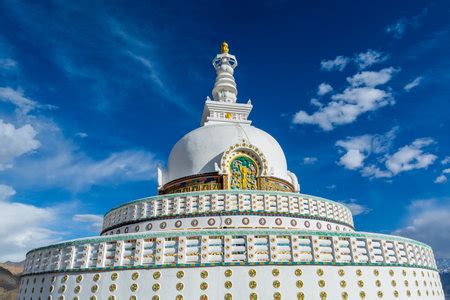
[221,41,229,54]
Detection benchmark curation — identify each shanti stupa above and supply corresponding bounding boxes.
[18,43,444,300]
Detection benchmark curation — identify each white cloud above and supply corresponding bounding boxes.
[435,174,447,184]
[336,128,396,170]
[434,168,450,184]
[441,156,450,165]
[347,67,398,87]
[0,58,17,70]
[393,198,450,259]
[361,138,437,179]
[385,138,436,175]
[354,49,388,70]
[317,83,333,96]
[0,119,40,170]
[0,87,39,114]
[294,87,394,131]
[339,199,371,216]
[404,76,423,92]
[0,184,60,261]
[310,98,322,107]
[302,157,318,165]
[73,214,103,232]
[75,132,88,138]
[320,55,350,71]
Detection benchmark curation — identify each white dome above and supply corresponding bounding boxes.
[166,123,290,184]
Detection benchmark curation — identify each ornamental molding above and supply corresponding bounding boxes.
[220,142,268,176]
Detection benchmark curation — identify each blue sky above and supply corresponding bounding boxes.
[0,0,449,261]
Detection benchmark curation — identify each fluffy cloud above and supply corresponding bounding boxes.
[336,129,436,179]
[317,83,333,96]
[393,198,450,259]
[320,49,388,72]
[347,67,398,87]
[354,49,388,70]
[294,86,394,131]
[73,214,103,232]
[434,168,450,184]
[339,199,371,216]
[384,138,436,175]
[404,76,423,92]
[0,119,40,170]
[441,156,450,165]
[320,55,350,71]
[302,157,318,165]
[0,184,60,261]
[336,128,396,170]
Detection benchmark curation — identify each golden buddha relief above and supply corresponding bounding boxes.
[229,155,258,190]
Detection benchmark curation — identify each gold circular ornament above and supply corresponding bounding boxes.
[175,296,183,300]
[93,274,100,282]
[59,285,66,293]
[225,281,232,289]
[273,280,281,288]
[377,291,383,298]
[109,284,117,292]
[132,272,139,280]
[176,271,184,279]
[176,282,184,291]
[341,292,348,299]
[201,270,208,279]
[91,284,98,293]
[131,283,138,292]
[273,292,281,300]
[374,269,379,276]
[297,292,305,300]
[340,280,346,288]
[111,273,118,281]
[358,280,364,288]
[108,296,115,300]
[356,269,362,276]
[391,280,396,287]
[320,292,327,298]
[225,269,232,277]
[359,291,366,298]
[272,269,280,276]
[295,269,302,277]
[389,269,394,276]
[338,269,345,276]
[152,283,160,292]
[296,280,303,288]
[249,281,257,289]
[74,285,81,293]
[250,292,258,300]
[129,296,137,300]
[200,282,208,290]
[152,296,160,300]
[62,275,68,283]
[76,275,83,283]
[153,272,161,280]
[318,280,325,287]
[394,290,399,297]
[249,269,256,277]
[225,112,232,119]
[375,280,381,287]
[317,268,324,276]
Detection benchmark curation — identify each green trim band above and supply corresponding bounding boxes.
[21,260,438,278]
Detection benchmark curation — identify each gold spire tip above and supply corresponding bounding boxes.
[221,41,229,54]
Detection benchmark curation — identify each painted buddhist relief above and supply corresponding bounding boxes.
[229,155,258,190]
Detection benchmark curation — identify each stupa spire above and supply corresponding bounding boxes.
[212,41,238,103]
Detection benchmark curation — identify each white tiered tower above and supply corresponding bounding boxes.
[18,43,444,300]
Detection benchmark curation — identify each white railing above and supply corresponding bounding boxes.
[102,191,354,232]
[23,230,436,275]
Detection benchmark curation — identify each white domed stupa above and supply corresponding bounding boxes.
[18,42,444,300]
